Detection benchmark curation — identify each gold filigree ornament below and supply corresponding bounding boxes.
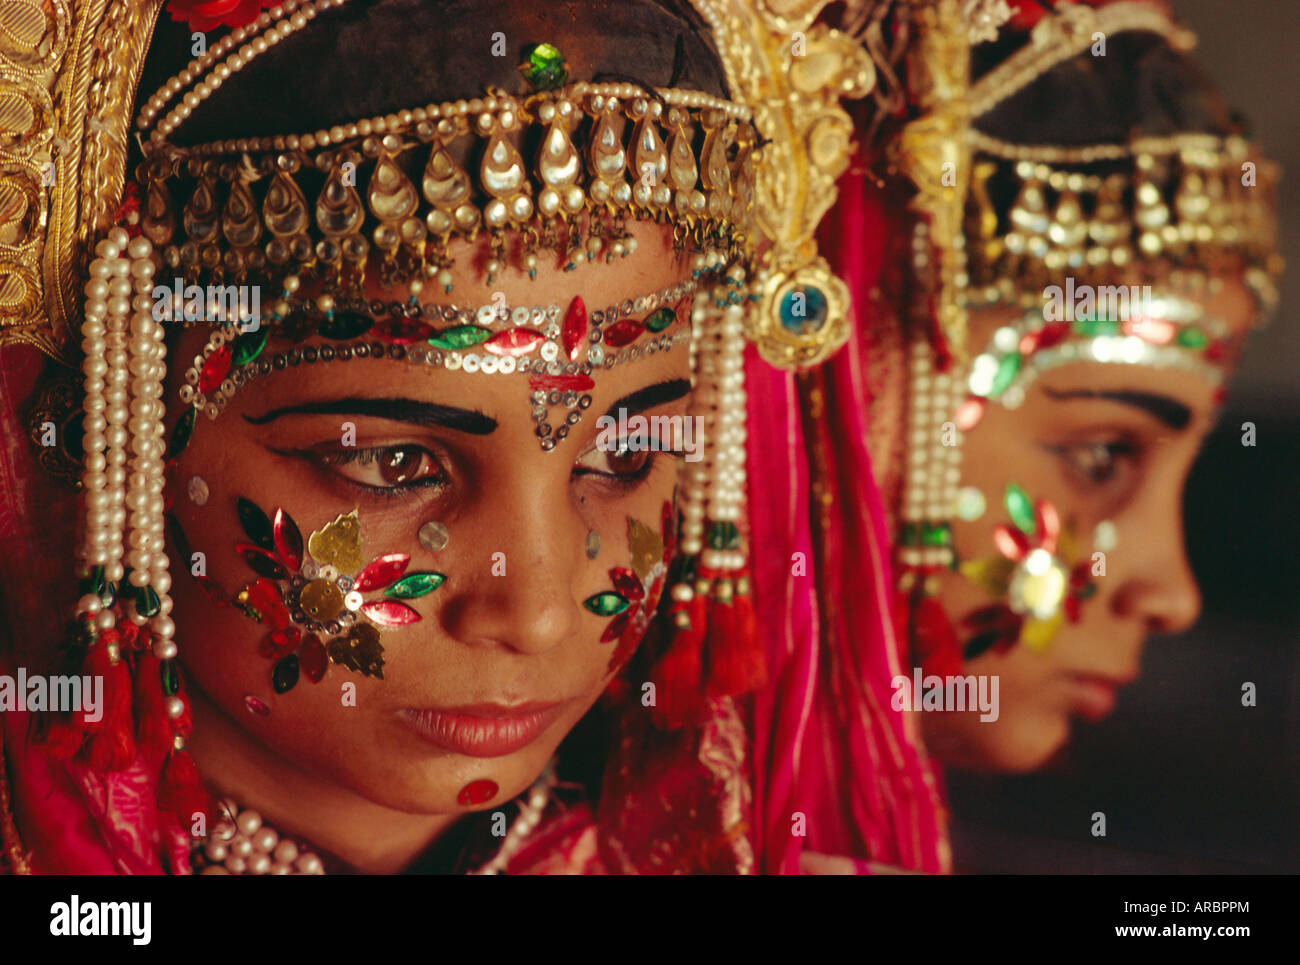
[1,0,162,362]
[694,2,877,367]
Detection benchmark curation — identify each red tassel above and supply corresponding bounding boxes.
[83,635,137,772]
[157,750,212,825]
[43,715,89,761]
[706,587,765,698]
[650,593,707,729]
[134,652,172,754]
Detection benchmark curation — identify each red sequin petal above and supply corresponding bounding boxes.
[562,296,588,361]
[600,607,634,643]
[198,345,232,394]
[361,600,421,626]
[299,634,328,683]
[484,327,545,356]
[993,524,1031,561]
[610,567,644,601]
[353,553,411,592]
[602,318,645,348]
[528,374,595,393]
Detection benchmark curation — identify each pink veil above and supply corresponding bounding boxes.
[746,157,950,874]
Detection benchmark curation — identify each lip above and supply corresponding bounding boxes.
[1064,673,1130,722]
[397,701,568,758]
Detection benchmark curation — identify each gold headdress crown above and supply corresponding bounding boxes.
[3,0,880,370]
[894,0,1282,357]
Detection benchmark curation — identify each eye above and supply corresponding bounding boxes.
[1045,438,1140,486]
[574,438,654,481]
[311,444,447,495]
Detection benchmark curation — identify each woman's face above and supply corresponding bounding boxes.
[921,276,1256,772]
[166,221,692,815]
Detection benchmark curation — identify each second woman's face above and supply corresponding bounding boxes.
[921,277,1255,772]
[166,221,693,814]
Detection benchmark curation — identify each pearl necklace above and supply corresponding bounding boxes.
[191,762,557,875]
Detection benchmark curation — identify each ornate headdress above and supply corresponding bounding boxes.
[886,0,1281,665]
[0,0,879,851]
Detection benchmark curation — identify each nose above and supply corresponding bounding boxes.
[1108,495,1202,636]
[437,476,583,656]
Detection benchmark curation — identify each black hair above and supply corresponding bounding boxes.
[972,30,1238,147]
[133,0,728,151]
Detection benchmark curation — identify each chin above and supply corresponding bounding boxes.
[926,709,1071,773]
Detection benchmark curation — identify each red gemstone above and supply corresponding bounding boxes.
[562,296,588,361]
[602,318,645,347]
[1037,321,1071,350]
[242,578,291,629]
[361,599,421,626]
[1206,339,1226,361]
[610,567,644,601]
[993,524,1031,561]
[600,606,635,643]
[1065,595,1081,623]
[259,626,301,659]
[273,507,303,572]
[953,397,986,432]
[299,634,328,683]
[243,695,271,717]
[483,327,545,356]
[373,316,433,344]
[237,543,289,580]
[528,374,595,393]
[457,779,499,807]
[353,553,410,592]
[1035,499,1060,553]
[1018,331,1041,355]
[1123,316,1176,345]
[198,345,232,394]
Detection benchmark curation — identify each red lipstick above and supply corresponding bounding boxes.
[398,701,565,758]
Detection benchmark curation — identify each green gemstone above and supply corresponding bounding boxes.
[645,308,675,333]
[272,654,300,695]
[1176,326,1208,348]
[921,523,952,546]
[520,42,568,90]
[160,658,180,697]
[1072,317,1119,337]
[988,352,1022,397]
[231,327,269,366]
[583,591,630,617]
[428,325,493,350]
[707,521,740,550]
[900,522,921,547]
[1076,582,1098,600]
[168,406,197,459]
[1004,483,1036,535]
[385,572,446,599]
[134,584,161,619]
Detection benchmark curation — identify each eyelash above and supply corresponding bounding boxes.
[305,445,449,500]
[573,435,681,491]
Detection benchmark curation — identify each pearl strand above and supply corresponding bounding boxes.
[701,283,747,572]
[77,229,136,627]
[678,289,717,558]
[194,763,556,875]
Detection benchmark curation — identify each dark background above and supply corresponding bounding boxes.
[947,0,1299,873]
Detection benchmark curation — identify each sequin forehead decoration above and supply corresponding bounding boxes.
[173,280,700,452]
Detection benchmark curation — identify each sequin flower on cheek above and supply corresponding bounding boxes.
[589,503,675,674]
[231,498,445,694]
[958,484,1096,657]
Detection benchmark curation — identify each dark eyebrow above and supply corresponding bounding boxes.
[243,397,497,434]
[1042,388,1192,431]
[601,378,692,422]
